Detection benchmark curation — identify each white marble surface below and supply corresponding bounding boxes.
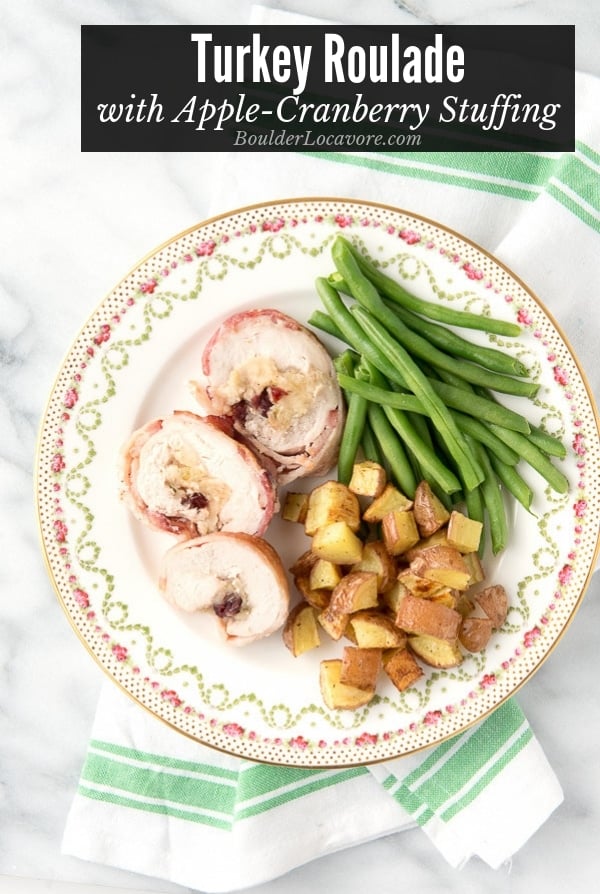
[2,2,600,893]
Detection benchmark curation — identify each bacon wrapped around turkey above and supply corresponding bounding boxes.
[159,532,290,645]
[193,309,345,484]
[118,410,276,538]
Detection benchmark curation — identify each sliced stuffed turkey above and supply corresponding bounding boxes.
[193,309,345,484]
[158,532,290,645]
[118,410,276,538]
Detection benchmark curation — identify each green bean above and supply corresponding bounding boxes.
[361,419,385,466]
[404,411,454,510]
[527,424,568,459]
[367,403,417,497]
[340,235,522,337]
[337,373,424,413]
[337,390,368,485]
[308,309,345,341]
[350,304,484,491]
[428,380,530,433]
[333,241,536,400]
[469,439,508,555]
[450,411,520,465]
[314,293,529,446]
[339,367,530,436]
[463,485,486,556]
[489,455,534,513]
[361,360,485,505]
[333,238,530,399]
[315,278,410,389]
[333,349,358,378]
[382,405,462,494]
[487,424,570,494]
[355,357,460,502]
[340,371,521,466]
[382,298,530,377]
[334,244,536,398]
[331,270,529,379]
[436,366,491,392]
[404,410,453,507]
[475,383,568,461]
[464,485,485,525]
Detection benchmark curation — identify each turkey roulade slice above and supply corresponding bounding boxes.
[159,532,290,645]
[193,309,345,484]
[119,410,276,538]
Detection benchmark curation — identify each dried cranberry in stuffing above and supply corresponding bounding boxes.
[181,492,208,510]
[213,593,243,618]
[252,388,273,416]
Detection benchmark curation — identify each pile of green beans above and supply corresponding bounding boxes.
[309,235,569,556]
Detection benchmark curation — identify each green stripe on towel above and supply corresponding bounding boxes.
[87,739,240,780]
[79,740,369,824]
[311,142,600,233]
[382,700,528,825]
[233,766,367,820]
[440,727,533,822]
[77,783,233,831]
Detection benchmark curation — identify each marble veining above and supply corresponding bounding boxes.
[1,2,599,894]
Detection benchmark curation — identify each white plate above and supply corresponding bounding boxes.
[36,198,600,767]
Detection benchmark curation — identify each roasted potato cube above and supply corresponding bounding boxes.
[430,590,457,609]
[294,575,331,611]
[283,602,321,656]
[381,579,410,615]
[409,545,471,590]
[348,609,407,649]
[319,659,376,709]
[408,634,463,668]
[304,481,361,536]
[476,585,508,629]
[330,571,379,614]
[382,509,420,556]
[462,551,485,586]
[446,511,483,554]
[403,528,449,561]
[340,646,383,690]
[459,616,493,652]
[317,605,350,641]
[454,591,475,618]
[281,491,309,524]
[383,647,424,691]
[413,480,451,537]
[363,483,413,523]
[348,461,387,498]
[395,593,462,640]
[397,568,449,600]
[352,540,397,593]
[289,549,318,578]
[312,521,363,564]
[309,558,342,591]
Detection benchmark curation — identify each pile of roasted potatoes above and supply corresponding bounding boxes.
[282,462,508,710]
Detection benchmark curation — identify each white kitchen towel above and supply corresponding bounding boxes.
[62,683,562,891]
[62,7,600,893]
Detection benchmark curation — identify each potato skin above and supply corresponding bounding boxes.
[476,585,509,629]
[395,593,462,640]
[413,480,450,537]
[408,634,463,669]
[319,659,375,709]
[459,616,493,652]
[348,610,407,649]
[383,647,424,691]
[340,646,382,690]
[282,602,320,657]
[330,571,379,614]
